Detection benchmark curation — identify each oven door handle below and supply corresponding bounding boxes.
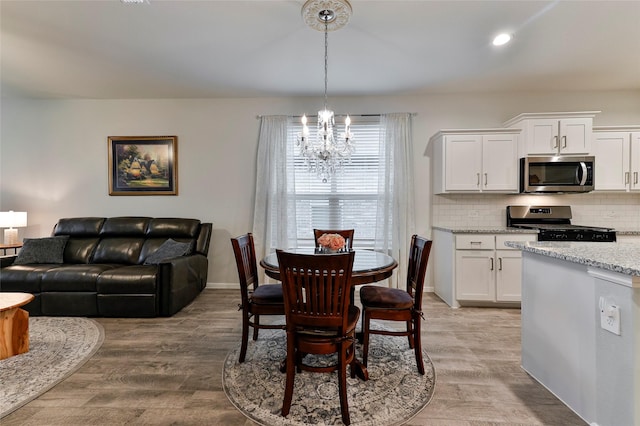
[577,162,588,185]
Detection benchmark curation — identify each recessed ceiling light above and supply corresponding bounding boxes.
[492,33,512,46]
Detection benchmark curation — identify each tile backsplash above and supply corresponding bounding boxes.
[432,193,640,230]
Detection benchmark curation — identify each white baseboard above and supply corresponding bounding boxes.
[206,282,436,293]
[206,282,237,290]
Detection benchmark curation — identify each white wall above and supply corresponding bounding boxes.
[1,90,639,285]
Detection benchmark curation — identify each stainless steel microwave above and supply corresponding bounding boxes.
[520,156,594,193]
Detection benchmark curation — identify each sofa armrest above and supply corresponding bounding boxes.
[1,255,17,268]
[157,253,208,316]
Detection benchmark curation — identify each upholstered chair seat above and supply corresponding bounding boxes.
[359,286,413,309]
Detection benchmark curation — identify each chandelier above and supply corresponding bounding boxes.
[298,0,355,183]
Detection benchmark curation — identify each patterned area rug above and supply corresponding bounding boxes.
[0,317,104,418]
[223,325,436,426]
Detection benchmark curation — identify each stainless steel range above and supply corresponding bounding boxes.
[506,205,617,242]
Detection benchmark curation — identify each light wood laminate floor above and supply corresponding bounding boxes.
[3,290,585,425]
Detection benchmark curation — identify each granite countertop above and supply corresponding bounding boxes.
[433,226,640,236]
[504,241,640,276]
[433,226,538,234]
[616,230,640,236]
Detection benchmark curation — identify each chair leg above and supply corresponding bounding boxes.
[338,341,351,425]
[281,331,296,417]
[239,311,250,363]
[348,340,356,379]
[413,317,425,375]
[407,320,414,349]
[362,311,371,367]
[252,314,260,340]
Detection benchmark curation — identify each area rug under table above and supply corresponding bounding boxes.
[223,326,436,426]
[0,316,104,418]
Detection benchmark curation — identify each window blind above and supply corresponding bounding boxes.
[286,116,382,248]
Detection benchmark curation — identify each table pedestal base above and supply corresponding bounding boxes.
[0,307,30,360]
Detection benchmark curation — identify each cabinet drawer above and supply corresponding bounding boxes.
[496,234,537,250]
[455,235,495,250]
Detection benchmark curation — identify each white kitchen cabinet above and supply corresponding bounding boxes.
[495,248,525,302]
[592,126,640,192]
[433,229,537,307]
[455,248,495,301]
[455,234,537,303]
[504,111,599,157]
[431,129,520,194]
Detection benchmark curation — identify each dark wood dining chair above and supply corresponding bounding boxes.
[230,233,285,363]
[277,250,358,425]
[313,229,355,250]
[359,235,433,374]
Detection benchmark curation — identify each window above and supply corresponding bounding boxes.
[254,113,414,288]
[285,116,382,248]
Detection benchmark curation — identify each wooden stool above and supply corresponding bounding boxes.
[0,292,35,360]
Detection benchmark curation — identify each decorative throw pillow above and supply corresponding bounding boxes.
[13,236,70,265]
[143,239,191,265]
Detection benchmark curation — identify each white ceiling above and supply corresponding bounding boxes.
[2,0,639,99]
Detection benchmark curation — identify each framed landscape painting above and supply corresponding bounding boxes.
[108,136,178,195]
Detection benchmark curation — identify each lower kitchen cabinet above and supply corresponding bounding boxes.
[433,229,537,307]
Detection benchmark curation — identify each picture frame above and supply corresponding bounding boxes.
[108,136,178,196]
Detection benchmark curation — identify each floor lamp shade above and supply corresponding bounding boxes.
[0,211,28,245]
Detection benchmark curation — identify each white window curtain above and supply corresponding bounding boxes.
[253,113,415,288]
[374,113,415,287]
[252,115,298,262]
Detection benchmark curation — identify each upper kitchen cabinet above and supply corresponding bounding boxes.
[504,111,600,157]
[593,126,640,192]
[431,129,520,194]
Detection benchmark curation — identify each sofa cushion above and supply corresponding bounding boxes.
[143,239,191,265]
[13,236,70,265]
[96,265,158,293]
[100,217,150,236]
[146,218,200,238]
[92,238,144,264]
[41,264,120,292]
[54,217,105,237]
[0,264,63,292]
[63,238,100,264]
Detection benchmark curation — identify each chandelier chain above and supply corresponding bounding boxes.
[324,18,329,112]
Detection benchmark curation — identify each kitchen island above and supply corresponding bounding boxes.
[505,241,640,426]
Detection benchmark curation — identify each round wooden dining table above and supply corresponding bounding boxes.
[260,248,398,285]
[260,248,397,381]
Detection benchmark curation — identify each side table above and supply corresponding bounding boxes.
[0,292,35,360]
[0,243,23,256]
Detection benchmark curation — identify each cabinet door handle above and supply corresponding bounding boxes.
[553,135,559,149]
[625,172,630,185]
[562,135,567,149]
[470,241,482,246]
[498,257,503,270]
[490,258,494,271]
[484,173,488,186]
[635,172,639,185]
[476,173,480,186]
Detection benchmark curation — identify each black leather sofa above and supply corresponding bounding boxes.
[0,217,212,317]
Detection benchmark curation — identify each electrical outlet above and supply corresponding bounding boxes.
[599,297,621,335]
[468,210,479,218]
